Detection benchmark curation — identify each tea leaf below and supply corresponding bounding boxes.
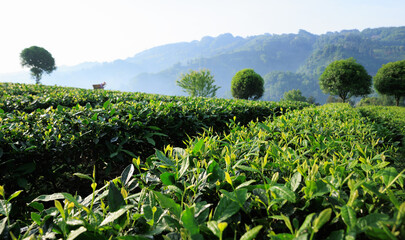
[108,181,125,212]
[192,139,205,155]
[31,212,41,225]
[28,202,44,212]
[380,167,398,186]
[153,191,182,219]
[207,221,220,237]
[73,173,93,182]
[100,205,133,226]
[341,205,356,229]
[213,195,240,222]
[270,185,296,203]
[181,206,199,235]
[7,190,23,202]
[31,193,65,202]
[225,172,232,186]
[236,180,256,190]
[290,172,302,192]
[66,226,87,240]
[160,172,176,186]
[0,217,8,237]
[155,150,175,167]
[54,200,65,219]
[313,208,332,232]
[121,164,135,186]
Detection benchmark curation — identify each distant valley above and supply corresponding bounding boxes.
[1,26,405,103]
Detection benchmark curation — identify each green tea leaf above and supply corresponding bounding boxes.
[270,185,296,203]
[155,150,175,167]
[54,200,65,219]
[31,212,41,225]
[213,195,240,222]
[181,206,199,235]
[31,193,65,203]
[108,181,125,212]
[236,180,256,190]
[67,226,87,240]
[121,164,135,186]
[290,172,302,192]
[178,156,190,179]
[207,221,220,237]
[28,202,44,212]
[7,190,23,202]
[100,205,133,226]
[357,213,389,230]
[0,217,7,236]
[0,200,11,216]
[160,172,176,186]
[313,208,332,232]
[341,205,356,229]
[103,100,111,109]
[380,167,398,186]
[192,139,205,155]
[153,191,181,219]
[73,173,93,182]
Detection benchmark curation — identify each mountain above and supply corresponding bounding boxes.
[1,27,404,103]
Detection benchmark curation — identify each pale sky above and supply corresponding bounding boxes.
[0,0,404,73]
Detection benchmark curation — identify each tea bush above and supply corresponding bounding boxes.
[0,83,310,205]
[1,103,404,239]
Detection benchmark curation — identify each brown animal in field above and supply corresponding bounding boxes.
[93,82,106,89]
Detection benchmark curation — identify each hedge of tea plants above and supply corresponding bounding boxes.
[0,83,310,203]
[1,103,404,239]
[358,106,405,170]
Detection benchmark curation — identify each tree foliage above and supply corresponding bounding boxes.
[319,58,372,103]
[282,89,307,102]
[374,60,405,106]
[176,69,219,97]
[231,69,264,100]
[20,46,56,84]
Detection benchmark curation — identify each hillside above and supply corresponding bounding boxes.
[1,27,404,103]
[1,83,405,239]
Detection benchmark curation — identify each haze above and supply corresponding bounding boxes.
[0,0,404,74]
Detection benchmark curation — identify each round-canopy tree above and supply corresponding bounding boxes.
[374,60,405,106]
[231,69,264,100]
[20,46,56,84]
[282,89,307,102]
[176,69,220,97]
[319,58,372,103]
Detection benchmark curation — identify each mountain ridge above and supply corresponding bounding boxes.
[1,26,404,103]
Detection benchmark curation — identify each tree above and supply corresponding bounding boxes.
[374,60,405,106]
[319,58,372,103]
[282,89,307,102]
[20,46,56,84]
[176,69,220,97]
[231,69,264,100]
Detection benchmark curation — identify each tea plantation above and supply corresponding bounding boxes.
[0,83,404,239]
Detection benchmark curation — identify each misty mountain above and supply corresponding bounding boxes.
[1,27,404,103]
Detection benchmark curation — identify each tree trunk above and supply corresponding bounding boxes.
[396,96,400,106]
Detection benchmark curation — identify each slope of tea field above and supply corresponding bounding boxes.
[0,83,404,239]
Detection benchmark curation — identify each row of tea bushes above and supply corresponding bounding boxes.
[2,103,404,239]
[358,106,405,170]
[0,82,308,114]
[0,83,310,199]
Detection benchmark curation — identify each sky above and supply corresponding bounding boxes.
[0,0,404,74]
